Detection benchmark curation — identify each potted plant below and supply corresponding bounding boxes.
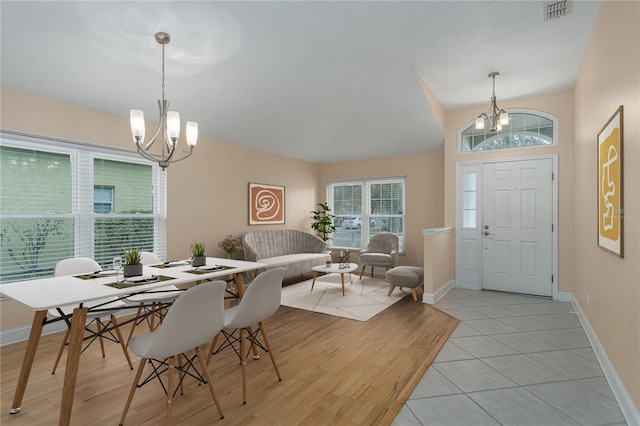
[218,234,242,259]
[122,247,143,277]
[191,241,206,267]
[310,202,336,242]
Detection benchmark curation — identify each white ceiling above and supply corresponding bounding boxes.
[0,1,601,163]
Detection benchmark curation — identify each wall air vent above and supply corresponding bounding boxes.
[544,0,572,21]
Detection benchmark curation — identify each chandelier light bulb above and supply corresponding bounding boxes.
[186,122,198,147]
[130,110,145,141]
[499,111,510,126]
[475,116,485,130]
[166,111,181,141]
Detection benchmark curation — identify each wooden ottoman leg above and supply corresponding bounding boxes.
[410,288,419,302]
[387,285,396,296]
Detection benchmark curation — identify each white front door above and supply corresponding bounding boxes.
[481,158,553,297]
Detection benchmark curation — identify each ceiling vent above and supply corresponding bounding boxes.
[544,0,572,20]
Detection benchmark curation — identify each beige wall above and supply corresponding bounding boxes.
[319,152,445,269]
[573,0,640,412]
[423,230,453,296]
[444,90,575,293]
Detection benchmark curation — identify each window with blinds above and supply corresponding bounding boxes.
[0,134,166,284]
[327,177,405,252]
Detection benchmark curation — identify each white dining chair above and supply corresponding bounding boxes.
[119,280,227,425]
[207,267,285,404]
[124,251,184,345]
[50,257,133,374]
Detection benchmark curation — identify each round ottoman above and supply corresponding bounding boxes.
[385,266,424,301]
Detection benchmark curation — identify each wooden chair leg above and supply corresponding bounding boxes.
[359,265,366,280]
[119,358,147,426]
[370,266,374,277]
[149,303,157,331]
[126,304,144,346]
[96,319,106,357]
[177,353,184,396]
[112,315,134,370]
[196,347,224,419]
[206,332,220,366]
[387,285,396,296]
[52,327,71,374]
[259,322,281,381]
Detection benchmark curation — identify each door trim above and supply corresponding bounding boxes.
[455,154,559,300]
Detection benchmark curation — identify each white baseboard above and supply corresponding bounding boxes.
[0,310,134,347]
[572,296,640,426]
[557,291,573,303]
[1,321,68,347]
[423,280,454,305]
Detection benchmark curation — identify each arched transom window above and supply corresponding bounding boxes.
[460,110,557,152]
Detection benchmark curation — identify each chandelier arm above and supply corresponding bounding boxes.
[139,123,162,151]
[135,144,194,169]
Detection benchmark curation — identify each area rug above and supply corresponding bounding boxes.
[280,272,406,321]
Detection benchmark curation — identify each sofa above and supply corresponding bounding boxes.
[242,229,330,279]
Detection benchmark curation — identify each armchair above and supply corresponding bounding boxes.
[358,232,399,279]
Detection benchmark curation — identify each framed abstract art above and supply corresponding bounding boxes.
[248,183,285,225]
[597,105,624,258]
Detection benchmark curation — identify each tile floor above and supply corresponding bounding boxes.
[392,288,628,426]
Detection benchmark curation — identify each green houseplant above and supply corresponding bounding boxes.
[310,202,336,242]
[122,247,143,277]
[191,241,206,267]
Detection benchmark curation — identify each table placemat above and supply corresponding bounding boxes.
[103,275,175,289]
[150,261,191,269]
[74,271,117,280]
[186,265,236,275]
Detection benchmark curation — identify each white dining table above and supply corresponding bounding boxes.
[0,257,268,426]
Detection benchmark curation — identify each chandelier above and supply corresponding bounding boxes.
[130,32,197,170]
[475,72,510,132]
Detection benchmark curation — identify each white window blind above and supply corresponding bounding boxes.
[0,133,166,283]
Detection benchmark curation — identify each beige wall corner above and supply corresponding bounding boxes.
[413,68,446,132]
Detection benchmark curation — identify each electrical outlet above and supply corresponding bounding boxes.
[416,256,422,265]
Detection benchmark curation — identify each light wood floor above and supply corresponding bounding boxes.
[1,296,458,425]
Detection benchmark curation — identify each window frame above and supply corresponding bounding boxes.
[0,132,166,284]
[327,176,405,253]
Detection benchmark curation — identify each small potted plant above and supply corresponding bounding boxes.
[218,234,243,259]
[311,202,336,242]
[122,248,143,277]
[191,241,206,267]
